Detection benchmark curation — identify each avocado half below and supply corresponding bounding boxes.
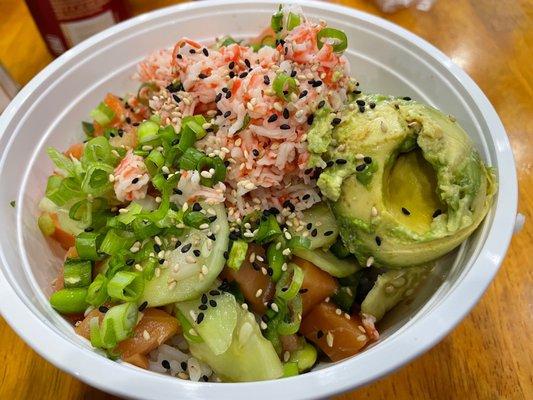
[311,94,496,268]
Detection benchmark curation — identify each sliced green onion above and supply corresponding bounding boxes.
[144,149,165,176]
[286,12,301,30]
[137,120,160,143]
[287,235,311,250]
[132,218,162,240]
[47,177,83,206]
[179,147,205,170]
[227,240,248,270]
[276,263,304,301]
[271,10,284,32]
[316,28,348,53]
[157,124,177,143]
[183,211,209,229]
[83,136,115,165]
[261,35,276,47]
[99,229,136,255]
[82,162,113,196]
[100,302,138,348]
[82,121,95,137]
[165,80,183,93]
[330,238,351,258]
[38,213,55,236]
[283,362,299,377]
[47,147,76,176]
[50,288,88,314]
[75,232,99,260]
[177,309,203,343]
[69,199,91,224]
[276,295,302,335]
[86,274,109,307]
[196,156,226,187]
[63,259,92,288]
[89,316,104,348]
[235,114,251,134]
[332,286,356,312]
[116,202,143,225]
[137,185,171,223]
[90,102,115,127]
[255,215,282,244]
[177,124,197,153]
[107,271,144,302]
[46,175,63,194]
[217,36,238,47]
[141,257,158,281]
[273,73,298,101]
[137,82,159,106]
[182,115,207,140]
[267,242,285,282]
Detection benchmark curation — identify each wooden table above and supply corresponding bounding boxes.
[1,0,531,398]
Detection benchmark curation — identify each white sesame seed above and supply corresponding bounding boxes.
[241,303,249,310]
[385,285,395,294]
[183,97,191,106]
[243,231,254,238]
[157,250,165,258]
[281,263,288,271]
[154,236,162,246]
[199,223,210,230]
[255,289,263,298]
[345,313,351,320]
[261,267,268,275]
[275,242,282,250]
[335,308,342,315]
[142,145,153,151]
[142,330,151,340]
[256,255,264,262]
[135,264,143,271]
[357,335,367,342]
[326,331,334,347]
[260,321,268,330]
[371,206,378,217]
[271,303,279,312]
[366,256,375,267]
[201,265,209,275]
[168,281,176,290]
[284,231,292,240]
[118,208,129,214]
[111,150,120,157]
[358,325,366,333]
[200,170,213,179]
[108,174,115,182]
[161,166,170,174]
[283,351,290,362]
[282,248,291,256]
[355,153,365,160]
[273,102,283,112]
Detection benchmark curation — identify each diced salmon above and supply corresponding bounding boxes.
[221,244,275,314]
[117,308,179,360]
[123,353,149,369]
[46,212,75,250]
[300,302,371,362]
[75,309,105,339]
[292,257,338,315]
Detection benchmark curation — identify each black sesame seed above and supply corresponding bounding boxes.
[280,124,290,130]
[268,114,278,123]
[326,160,335,168]
[162,360,171,369]
[312,80,323,87]
[131,177,139,184]
[175,240,182,249]
[207,233,216,241]
[192,202,202,212]
[364,156,373,164]
[209,290,220,296]
[354,90,362,94]
[283,108,290,119]
[223,251,229,260]
[252,261,261,271]
[331,117,342,126]
[302,194,310,200]
[224,110,231,118]
[193,249,201,257]
[117,128,124,137]
[336,159,347,165]
[290,70,297,77]
[229,61,235,69]
[268,207,280,215]
[229,231,240,240]
[317,100,326,109]
[356,100,366,106]
[403,96,412,101]
[177,54,183,59]
[198,73,207,79]
[199,304,208,311]
[189,48,196,54]
[239,72,248,79]
[138,301,148,312]
[209,299,217,307]
[324,230,334,236]
[84,227,94,232]
[229,71,235,78]
[99,306,109,313]
[261,315,269,323]
[311,229,318,237]
[215,93,222,102]
[401,207,411,216]
[180,361,187,371]
[267,268,273,276]
[132,122,140,126]
[196,313,205,324]
[172,94,181,103]
[356,164,366,171]
[369,102,376,109]
[375,236,382,246]
[299,288,309,294]
[304,168,313,175]
[225,90,232,99]
[244,59,251,68]
[201,293,208,304]
[202,375,209,382]
[317,330,324,339]
[125,116,132,124]
[359,105,365,113]
[306,223,313,230]
[263,75,270,85]
[173,188,183,195]
[299,90,308,99]
[252,149,259,157]
[307,114,315,125]
[432,209,443,218]
[158,259,164,264]
[202,48,209,56]
[181,243,192,253]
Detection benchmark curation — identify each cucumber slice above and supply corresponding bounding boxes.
[176,291,238,355]
[187,293,283,382]
[290,202,338,250]
[39,197,87,235]
[361,265,430,321]
[139,204,229,306]
[293,248,360,278]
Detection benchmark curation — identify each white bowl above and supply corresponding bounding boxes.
[0,1,517,399]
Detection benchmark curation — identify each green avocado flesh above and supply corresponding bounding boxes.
[309,94,496,268]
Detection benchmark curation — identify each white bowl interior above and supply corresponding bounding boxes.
[0,1,512,399]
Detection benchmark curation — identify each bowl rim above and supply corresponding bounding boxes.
[0,1,517,399]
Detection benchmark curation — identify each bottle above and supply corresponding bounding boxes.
[25,0,131,57]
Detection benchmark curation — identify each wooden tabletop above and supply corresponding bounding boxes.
[1,0,531,399]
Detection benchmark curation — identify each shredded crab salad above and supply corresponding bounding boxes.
[39,7,390,383]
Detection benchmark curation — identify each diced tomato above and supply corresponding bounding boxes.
[117,308,179,360]
[293,257,338,315]
[64,143,84,160]
[300,302,371,362]
[222,244,275,314]
[46,212,75,250]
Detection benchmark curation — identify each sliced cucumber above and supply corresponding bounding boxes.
[293,248,360,278]
[139,204,229,306]
[39,197,87,235]
[176,291,238,355]
[361,265,430,321]
[290,202,338,250]
[187,292,283,382]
